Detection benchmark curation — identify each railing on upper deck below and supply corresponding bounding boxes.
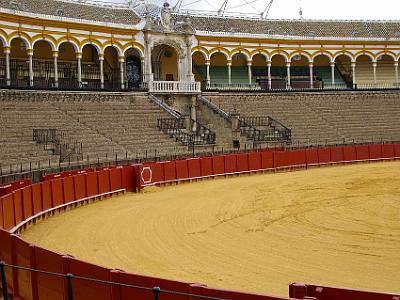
[148,81,201,94]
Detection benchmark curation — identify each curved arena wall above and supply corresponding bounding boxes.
[1,144,400,300]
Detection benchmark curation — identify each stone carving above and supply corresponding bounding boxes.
[160,2,172,31]
[152,39,185,59]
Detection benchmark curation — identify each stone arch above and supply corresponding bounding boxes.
[8,34,31,50]
[125,46,143,89]
[151,44,179,81]
[270,50,289,62]
[79,40,103,55]
[31,35,57,51]
[333,51,355,62]
[56,38,80,53]
[355,51,376,62]
[0,30,8,47]
[289,51,311,63]
[123,44,144,58]
[81,43,101,88]
[102,43,123,57]
[210,51,229,85]
[250,50,269,62]
[192,50,207,83]
[230,48,251,62]
[191,46,209,60]
[32,40,56,87]
[375,51,397,62]
[152,39,184,59]
[57,41,78,89]
[209,47,230,60]
[103,45,121,89]
[376,53,396,86]
[311,51,334,63]
[9,37,30,87]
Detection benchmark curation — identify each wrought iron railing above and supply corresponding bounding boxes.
[148,94,181,119]
[157,118,216,146]
[197,95,230,121]
[239,116,291,143]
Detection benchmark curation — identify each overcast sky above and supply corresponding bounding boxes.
[106,0,400,20]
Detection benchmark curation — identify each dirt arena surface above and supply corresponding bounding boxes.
[21,162,400,296]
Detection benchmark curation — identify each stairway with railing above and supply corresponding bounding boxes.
[33,128,83,162]
[239,117,292,144]
[150,94,216,148]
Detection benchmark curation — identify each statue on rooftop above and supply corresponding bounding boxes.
[161,1,172,31]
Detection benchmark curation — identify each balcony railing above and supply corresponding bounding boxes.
[148,81,201,94]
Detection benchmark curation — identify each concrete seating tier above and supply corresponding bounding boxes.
[205,91,400,146]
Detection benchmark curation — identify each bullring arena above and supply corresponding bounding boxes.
[21,161,400,297]
[1,0,400,299]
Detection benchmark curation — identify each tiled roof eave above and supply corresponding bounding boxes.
[195,30,400,42]
[0,7,145,30]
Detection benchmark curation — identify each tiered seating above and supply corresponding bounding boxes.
[206,91,400,145]
[0,90,188,172]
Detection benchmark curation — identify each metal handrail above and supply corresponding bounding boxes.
[148,94,181,119]
[197,95,230,121]
[239,117,291,142]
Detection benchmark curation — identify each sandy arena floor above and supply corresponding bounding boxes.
[21,161,400,297]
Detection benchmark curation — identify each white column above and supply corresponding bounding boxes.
[352,62,356,89]
[227,61,232,85]
[28,49,34,87]
[205,60,210,86]
[372,62,377,86]
[4,47,11,86]
[77,53,82,87]
[99,54,104,89]
[286,62,291,89]
[141,58,145,84]
[186,39,194,81]
[267,61,272,90]
[119,56,125,90]
[330,62,335,87]
[144,34,153,82]
[53,51,59,88]
[395,62,399,88]
[247,62,252,85]
[309,62,314,89]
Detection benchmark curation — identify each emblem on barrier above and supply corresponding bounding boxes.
[141,166,153,184]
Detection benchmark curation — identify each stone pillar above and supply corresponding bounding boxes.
[28,49,34,87]
[372,61,377,86]
[205,60,210,86]
[395,62,399,88]
[141,57,145,84]
[286,62,291,89]
[119,56,125,90]
[99,54,104,89]
[227,61,232,85]
[144,33,153,82]
[190,96,197,132]
[330,61,335,87]
[186,37,194,81]
[267,61,272,90]
[352,62,356,89]
[53,51,59,88]
[77,52,82,87]
[4,47,11,86]
[309,62,314,89]
[247,62,252,85]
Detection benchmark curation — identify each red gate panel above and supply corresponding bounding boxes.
[343,146,357,162]
[382,144,395,159]
[200,157,213,177]
[355,145,370,161]
[163,161,177,182]
[97,169,111,194]
[109,167,123,191]
[41,181,52,211]
[330,146,344,163]
[22,186,33,220]
[2,194,15,230]
[31,184,42,215]
[368,144,382,160]
[261,151,274,169]
[273,151,289,168]
[317,148,331,164]
[85,172,99,197]
[141,162,164,185]
[0,196,3,228]
[306,148,319,166]
[236,153,249,173]
[212,155,225,175]
[187,158,201,178]
[63,176,75,204]
[394,144,400,157]
[51,179,64,207]
[13,189,23,225]
[248,152,262,171]
[73,174,87,200]
[224,154,237,174]
[175,159,189,180]
[13,236,33,299]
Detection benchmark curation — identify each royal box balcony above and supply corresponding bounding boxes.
[148,81,201,94]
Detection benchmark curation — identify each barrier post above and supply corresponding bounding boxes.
[153,286,160,300]
[66,273,74,300]
[0,261,8,300]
